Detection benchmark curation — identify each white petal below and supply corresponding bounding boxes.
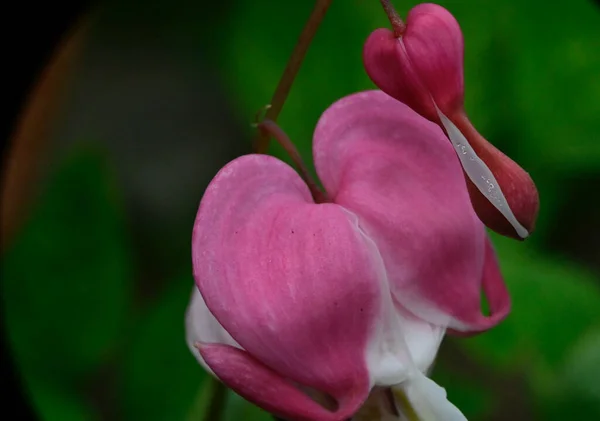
[393,372,467,421]
[353,213,446,387]
[393,304,445,374]
[184,286,242,374]
[363,280,446,386]
[435,106,528,239]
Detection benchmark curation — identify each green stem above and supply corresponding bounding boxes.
[187,378,228,421]
[253,0,333,153]
[205,379,228,421]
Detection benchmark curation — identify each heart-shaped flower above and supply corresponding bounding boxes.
[364,2,539,240]
[186,91,508,420]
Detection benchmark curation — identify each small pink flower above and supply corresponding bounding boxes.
[363,3,539,240]
[186,91,508,420]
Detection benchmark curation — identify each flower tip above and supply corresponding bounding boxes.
[464,148,540,241]
[438,110,539,241]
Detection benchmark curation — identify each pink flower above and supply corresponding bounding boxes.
[186,91,508,421]
[363,3,539,240]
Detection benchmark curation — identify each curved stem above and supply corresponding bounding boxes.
[253,0,333,154]
[257,120,329,204]
[379,0,406,37]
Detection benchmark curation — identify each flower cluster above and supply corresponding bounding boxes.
[185,3,538,421]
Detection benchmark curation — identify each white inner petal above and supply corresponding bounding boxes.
[341,208,447,388]
[185,286,242,375]
[435,106,529,239]
[393,372,467,421]
[392,304,445,374]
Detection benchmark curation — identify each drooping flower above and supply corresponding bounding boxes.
[186,91,509,421]
[363,2,539,240]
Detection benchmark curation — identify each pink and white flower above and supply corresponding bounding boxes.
[186,91,509,421]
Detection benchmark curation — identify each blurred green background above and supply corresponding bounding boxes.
[2,0,600,420]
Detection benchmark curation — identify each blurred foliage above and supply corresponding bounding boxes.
[120,274,207,420]
[2,147,132,419]
[3,147,133,377]
[3,0,600,420]
[430,366,493,419]
[467,234,600,371]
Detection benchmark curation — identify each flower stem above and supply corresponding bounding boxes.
[187,378,228,421]
[204,379,228,421]
[379,0,406,37]
[253,0,333,154]
[257,120,329,204]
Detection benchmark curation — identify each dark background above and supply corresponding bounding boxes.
[2,0,600,420]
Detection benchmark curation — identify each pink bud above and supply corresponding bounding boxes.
[363,3,539,240]
[186,91,508,420]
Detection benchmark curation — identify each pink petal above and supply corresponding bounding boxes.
[448,237,510,336]
[479,238,510,325]
[403,3,464,115]
[363,4,464,123]
[313,90,505,332]
[193,154,383,413]
[199,343,359,421]
[363,28,434,120]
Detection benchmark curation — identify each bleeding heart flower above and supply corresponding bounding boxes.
[186,91,509,421]
[363,2,539,240]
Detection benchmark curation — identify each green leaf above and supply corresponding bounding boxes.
[120,274,208,420]
[2,146,133,380]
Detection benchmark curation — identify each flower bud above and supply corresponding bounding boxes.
[363,3,539,239]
